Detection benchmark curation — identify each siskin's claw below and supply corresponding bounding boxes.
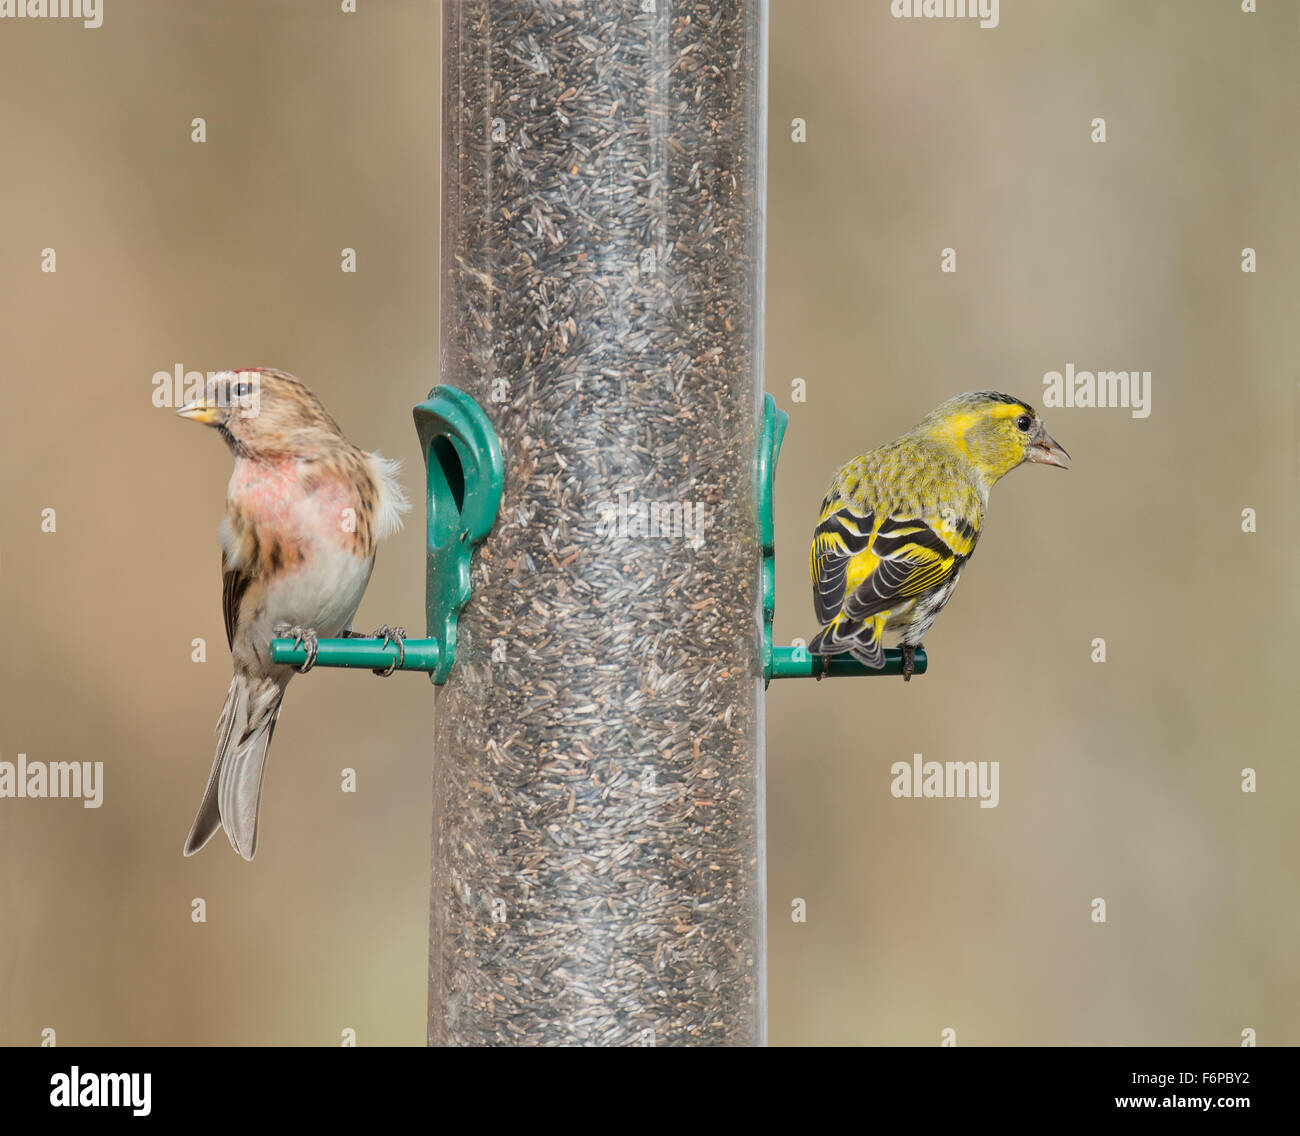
[370,624,406,677]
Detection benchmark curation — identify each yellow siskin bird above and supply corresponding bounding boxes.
[808,391,1069,680]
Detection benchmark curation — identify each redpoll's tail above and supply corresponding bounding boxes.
[183,674,286,860]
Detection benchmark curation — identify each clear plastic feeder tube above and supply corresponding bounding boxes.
[434,0,768,1045]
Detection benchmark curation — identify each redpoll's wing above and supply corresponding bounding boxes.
[809,500,876,625]
[221,551,251,651]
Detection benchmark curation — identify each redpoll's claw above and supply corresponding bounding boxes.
[370,624,406,677]
[275,624,320,673]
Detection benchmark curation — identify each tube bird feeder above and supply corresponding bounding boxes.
[433,0,769,1045]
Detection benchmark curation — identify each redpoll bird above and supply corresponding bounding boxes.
[178,368,409,860]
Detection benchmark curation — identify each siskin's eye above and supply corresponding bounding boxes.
[1015,414,1032,431]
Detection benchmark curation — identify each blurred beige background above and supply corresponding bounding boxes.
[1,0,1296,1045]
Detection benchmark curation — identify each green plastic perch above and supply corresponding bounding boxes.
[769,644,927,679]
[270,637,440,672]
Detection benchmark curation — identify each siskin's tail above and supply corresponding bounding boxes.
[183,674,286,861]
[808,613,887,669]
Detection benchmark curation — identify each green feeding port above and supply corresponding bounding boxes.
[757,393,926,685]
[412,385,504,683]
[269,385,503,683]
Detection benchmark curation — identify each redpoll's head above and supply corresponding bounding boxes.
[177,368,343,457]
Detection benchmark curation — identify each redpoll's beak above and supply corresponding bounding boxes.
[1027,429,1070,469]
[176,399,221,425]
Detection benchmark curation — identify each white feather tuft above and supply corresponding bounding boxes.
[367,451,411,540]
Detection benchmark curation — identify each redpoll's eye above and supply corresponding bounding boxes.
[1015,415,1032,431]
[232,381,252,398]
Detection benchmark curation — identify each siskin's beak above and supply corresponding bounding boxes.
[176,399,221,425]
[1027,429,1070,469]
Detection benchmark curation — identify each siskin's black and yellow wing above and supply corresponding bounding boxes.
[808,497,980,666]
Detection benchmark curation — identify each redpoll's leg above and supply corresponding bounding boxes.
[901,643,915,683]
[369,625,406,677]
